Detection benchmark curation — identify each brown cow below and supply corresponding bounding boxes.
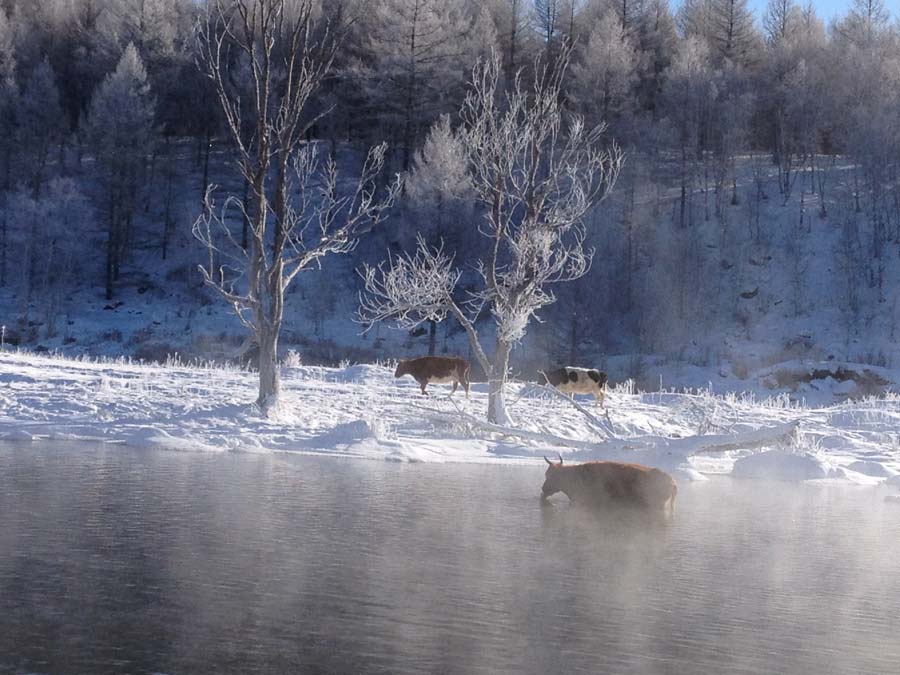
[395,356,470,397]
[541,456,677,518]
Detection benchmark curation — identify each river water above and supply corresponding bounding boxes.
[1,442,898,674]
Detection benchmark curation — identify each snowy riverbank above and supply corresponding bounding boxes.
[2,350,900,484]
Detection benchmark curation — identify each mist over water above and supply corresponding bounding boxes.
[1,443,898,674]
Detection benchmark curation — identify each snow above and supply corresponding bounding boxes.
[732,450,837,481]
[3,350,900,485]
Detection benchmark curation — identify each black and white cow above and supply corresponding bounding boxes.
[542,367,609,406]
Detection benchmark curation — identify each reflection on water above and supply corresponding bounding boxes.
[1,443,899,674]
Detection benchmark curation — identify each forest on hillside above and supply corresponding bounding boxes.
[1,0,900,382]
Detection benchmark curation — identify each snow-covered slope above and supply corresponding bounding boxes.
[3,351,899,485]
[3,150,900,399]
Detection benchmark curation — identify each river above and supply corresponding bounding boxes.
[1,442,898,674]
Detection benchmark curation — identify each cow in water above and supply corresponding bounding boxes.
[394,356,470,397]
[541,456,677,518]
[542,367,608,406]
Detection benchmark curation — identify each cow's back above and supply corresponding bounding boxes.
[401,356,470,384]
[579,462,675,510]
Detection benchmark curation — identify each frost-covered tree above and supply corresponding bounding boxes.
[677,0,715,44]
[356,0,473,172]
[533,0,563,47]
[709,0,760,64]
[0,6,16,288]
[761,0,826,201]
[679,0,760,65]
[488,0,534,75]
[661,37,713,227]
[533,0,584,57]
[361,53,623,424]
[706,64,753,221]
[569,9,639,133]
[763,0,801,45]
[833,0,890,48]
[15,59,64,199]
[195,0,400,414]
[9,179,94,333]
[404,114,475,354]
[82,43,156,300]
[633,0,677,113]
[405,114,473,246]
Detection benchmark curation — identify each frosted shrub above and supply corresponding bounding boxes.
[283,350,302,368]
[365,413,395,441]
[615,378,636,396]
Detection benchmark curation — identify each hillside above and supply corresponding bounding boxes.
[1,144,898,404]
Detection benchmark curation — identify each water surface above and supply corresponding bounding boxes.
[1,442,898,674]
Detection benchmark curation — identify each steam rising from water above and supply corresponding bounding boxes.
[1,443,898,673]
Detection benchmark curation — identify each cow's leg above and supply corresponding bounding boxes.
[464,381,469,399]
[418,379,428,396]
[451,380,458,396]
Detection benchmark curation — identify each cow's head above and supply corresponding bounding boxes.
[541,454,565,500]
[394,361,408,378]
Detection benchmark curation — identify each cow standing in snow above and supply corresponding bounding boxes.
[541,456,677,518]
[394,356,470,397]
[542,367,608,406]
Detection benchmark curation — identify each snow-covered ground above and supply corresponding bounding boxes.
[3,350,900,487]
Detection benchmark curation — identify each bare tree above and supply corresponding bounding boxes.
[195,0,400,414]
[360,52,622,424]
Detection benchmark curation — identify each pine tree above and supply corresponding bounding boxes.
[709,0,760,64]
[488,0,535,76]
[82,43,155,299]
[763,0,801,45]
[679,0,760,65]
[357,0,473,172]
[570,10,639,132]
[834,0,889,47]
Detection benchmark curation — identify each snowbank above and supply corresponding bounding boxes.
[2,351,900,483]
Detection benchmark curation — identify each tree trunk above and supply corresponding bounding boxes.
[0,202,5,288]
[256,324,281,413]
[106,195,117,300]
[0,144,9,287]
[568,311,579,365]
[242,177,251,250]
[508,0,518,74]
[487,340,511,425]
[427,319,436,355]
[162,136,173,259]
[679,146,687,228]
[201,129,212,200]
